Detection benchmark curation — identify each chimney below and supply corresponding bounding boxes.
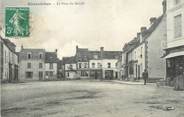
[141,27,147,33]
[162,0,167,14]
[100,47,104,59]
[137,33,141,39]
[76,45,78,51]
[149,17,157,25]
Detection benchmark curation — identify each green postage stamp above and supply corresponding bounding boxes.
[5,7,30,37]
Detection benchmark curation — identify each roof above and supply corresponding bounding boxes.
[45,52,59,63]
[77,47,122,60]
[143,15,163,40]
[0,36,17,55]
[21,48,45,52]
[63,56,76,64]
[123,15,164,54]
[76,48,90,62]
[123,38,139,53]
[102,51,122,59]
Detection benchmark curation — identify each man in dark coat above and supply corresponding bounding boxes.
[142,69,148,85]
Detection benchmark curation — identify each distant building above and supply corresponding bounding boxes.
[122,5,167,82]
[19,47,59,81]
[0,36,19,82]
[63,56,77,79]
[63,46,122,80]
[57,60,64,79]
[45,50,59,80]
[165,0,184,84]
[75,46,90,79]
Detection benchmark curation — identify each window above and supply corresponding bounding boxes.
[107,63,111,68]
[92,63,95,68]
[27,63,31,69]
[140,47,143,58]
[39,72,43,79]
[69,64,73,69]
[39,63,43,69]
[79,63,82,69]
[26,72,33,79]
[174,14,182,38]
[45,71,49,76]
[49,63,53,69]
[39,53,43,59]
[97,63,102,68]
[50,71,53,77]
[84,63,88,68]
[81,71,88,77]
[27,53,31,59]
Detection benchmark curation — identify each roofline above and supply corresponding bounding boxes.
[123,14,165,54]
[0,37,18,55]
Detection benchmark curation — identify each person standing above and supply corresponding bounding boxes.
[142,69,148,85]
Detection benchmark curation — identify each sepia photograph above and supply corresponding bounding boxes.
[0,0,184,117]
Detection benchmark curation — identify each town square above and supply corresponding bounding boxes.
[0,0,184,117]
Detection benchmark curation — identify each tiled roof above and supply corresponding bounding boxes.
[77,47,122,60]
[45,52,59,63]
[123,38,139,53]
[21,48,45,52]
[63,56,76,64]
[123,15,164,53]
[103,51,122,59]
[0,36,17,54]
[143,15,163,40]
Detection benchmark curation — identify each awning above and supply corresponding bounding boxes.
[165,51,184,59]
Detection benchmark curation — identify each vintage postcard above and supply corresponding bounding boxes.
[0,0,184,117]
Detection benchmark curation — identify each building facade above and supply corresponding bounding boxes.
[19,47,59,81]
[19,48,45,81]
[75,46,90,79]
[123,9,167,82]
[63,56,78,79]
[0,36,19,82]
[45,51,59,80]
[63,46,122,80]
[165,0,184,84]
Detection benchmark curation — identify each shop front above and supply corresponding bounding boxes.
[165,51,184,87]
[90,69,102,79]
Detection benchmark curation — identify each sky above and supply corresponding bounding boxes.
[0,0,163,59]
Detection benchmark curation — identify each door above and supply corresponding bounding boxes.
[138,65,140,80]
[39,72,43,80]
[105,70,113,80]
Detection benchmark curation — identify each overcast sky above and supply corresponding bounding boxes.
[1,0,163,59]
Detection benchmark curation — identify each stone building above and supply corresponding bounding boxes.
[164,0,184,86]
[75,46,90,79]
[122,3,167,82]
[19,47,45,81]
[19,47,59,81]
[45,51,59,80]
[63,46,121,80]
[0,36,19,82]
[63,56,77,79]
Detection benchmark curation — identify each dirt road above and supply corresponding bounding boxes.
[1,80,184,117]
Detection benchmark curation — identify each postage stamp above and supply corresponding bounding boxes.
[5,7,30,37]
